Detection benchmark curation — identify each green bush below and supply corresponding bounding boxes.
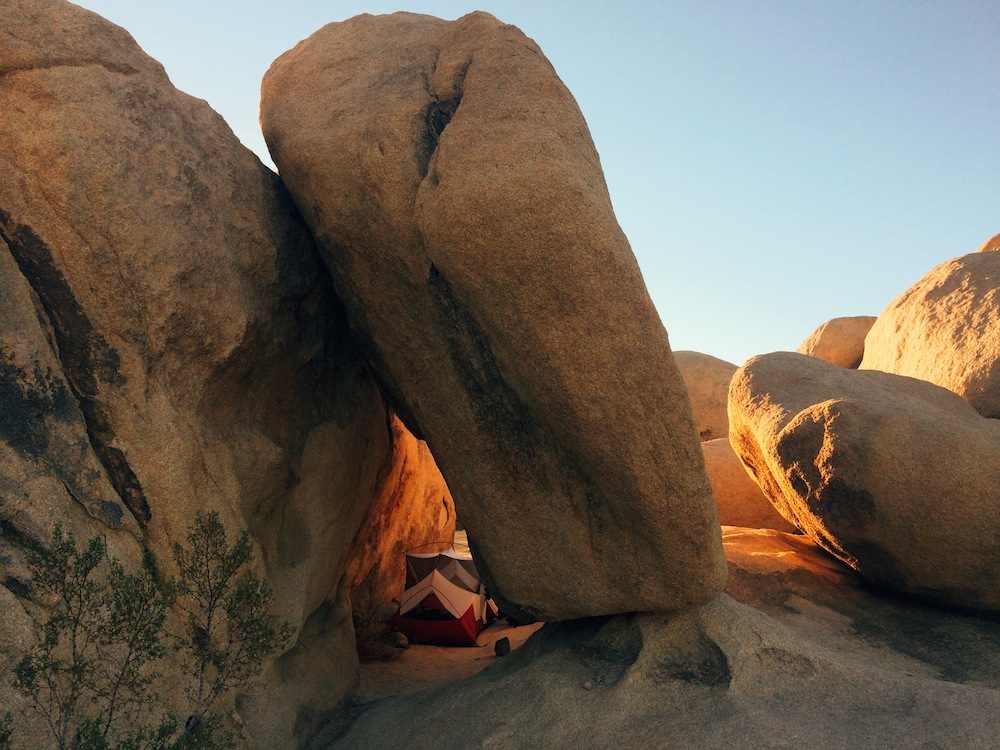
[173,512,294,731]
[0,712,13,749]
[7,513,293,750]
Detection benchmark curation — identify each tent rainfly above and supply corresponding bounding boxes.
[392,544,498,646]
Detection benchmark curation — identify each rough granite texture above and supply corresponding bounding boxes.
[673,350,737,441]
[314,527,1000,750]
[0,2,453,746]
[261,11,727,621]
[729,351,1000,611]
[701,438,797,533]
[796,316,876,369]
[861,250,1000,418]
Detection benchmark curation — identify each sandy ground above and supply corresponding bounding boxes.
[355,618,544,703]
[353,529,544,702]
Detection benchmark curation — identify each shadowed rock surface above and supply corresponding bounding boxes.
[312,527,1000,750]
[729,351,1000,611]
[673,350,737,441]
[796,316,876,369]
[261,11,726,621]
[861,250,1000,418]
[0,2,453,746]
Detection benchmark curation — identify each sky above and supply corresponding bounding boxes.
[74,0,998,366]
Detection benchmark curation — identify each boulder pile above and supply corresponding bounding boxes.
[729,348,1000,611]
[6,1,1000,748]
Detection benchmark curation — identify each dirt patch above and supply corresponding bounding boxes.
[354,618,543,703]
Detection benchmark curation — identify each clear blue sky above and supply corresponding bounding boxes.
[75,0,998,366]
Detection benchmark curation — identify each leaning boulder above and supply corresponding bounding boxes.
[702,439,797,533]
[729,351,1000,611]
[674,351,737,441]
[261,11,727,620]
[860,250,1000,417]
[796,316,876,368]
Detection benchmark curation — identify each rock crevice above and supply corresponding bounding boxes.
[0,212,150,526]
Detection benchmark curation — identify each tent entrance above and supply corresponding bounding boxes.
[391,540,497,646]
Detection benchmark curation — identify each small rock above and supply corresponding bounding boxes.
[494,637,510,657]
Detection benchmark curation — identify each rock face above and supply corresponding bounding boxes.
[728,351,1000,611]
[701,439,797,533]
[796,316,876,368]
[0,2,453,746]
[673,351,737,441]
[860,251,1000,417]
[343,414,456,615]
[261,12,726,621]
[321,528,1000,750]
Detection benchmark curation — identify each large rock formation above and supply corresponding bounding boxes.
[796,316,876,369]
[860,251,1000,417]
[260,12,726,621]
[343,414,456,615]
[701,439,797,533]
[728,351,1000,611]
[673,351,737,441]
[0,2,452,746]
[316,528,1000,749]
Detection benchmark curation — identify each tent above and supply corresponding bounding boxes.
[391,543,498,646]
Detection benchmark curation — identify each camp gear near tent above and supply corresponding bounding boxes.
[392,542,498,646]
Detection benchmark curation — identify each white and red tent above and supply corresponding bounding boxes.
[392,543,498,646]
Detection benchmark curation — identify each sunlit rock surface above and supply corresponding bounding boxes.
[343,414,456,614]
[0,2,452,745]
[861,249,1000,418]
[314,527,1000,749]
[796,316,876,369]
[673,350,737,442]
[261,11,726,621]
[728,351,1000,611]
[701,438,797,533]
[975,232,1000,253]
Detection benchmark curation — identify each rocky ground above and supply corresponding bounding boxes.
[310,527,1000,749]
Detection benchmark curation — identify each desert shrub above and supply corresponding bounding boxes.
[172,511,294,733]
[11,526,169,749]
[8,513,292,750]
[0,712,13,749]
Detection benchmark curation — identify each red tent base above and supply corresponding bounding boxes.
[391,594,485,646]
